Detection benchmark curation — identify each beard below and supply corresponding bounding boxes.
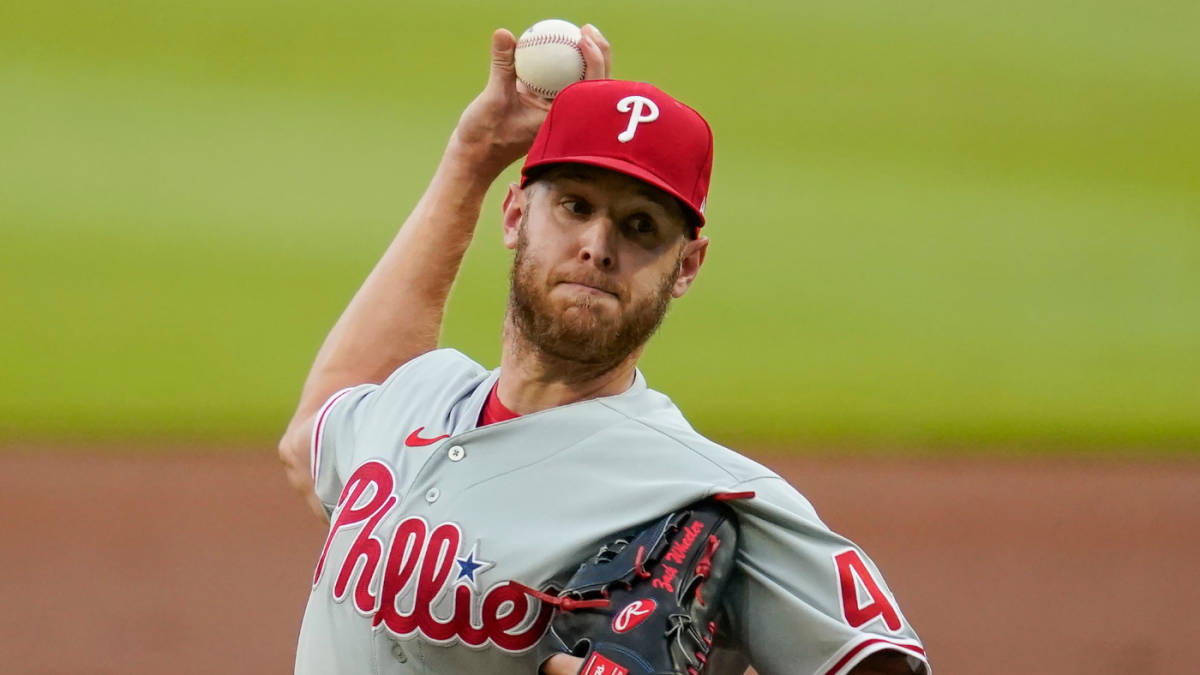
[508,220,680,378]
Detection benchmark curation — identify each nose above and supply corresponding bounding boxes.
[577,216,616,270]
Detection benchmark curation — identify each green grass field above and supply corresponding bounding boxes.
[2,0,1198,449]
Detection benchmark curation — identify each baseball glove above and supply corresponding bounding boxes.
[529,495,750,675]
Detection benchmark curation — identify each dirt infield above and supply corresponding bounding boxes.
[2,448,1196,674]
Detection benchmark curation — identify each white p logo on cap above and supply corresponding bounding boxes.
[616,95,660,143]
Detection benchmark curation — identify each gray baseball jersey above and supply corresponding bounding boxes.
[296,349,929,675]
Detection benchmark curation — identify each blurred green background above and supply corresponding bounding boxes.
[2,0,1197,451]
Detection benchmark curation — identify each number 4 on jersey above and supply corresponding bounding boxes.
[834,550,903,631]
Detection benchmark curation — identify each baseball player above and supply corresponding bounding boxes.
[278,26,929,675]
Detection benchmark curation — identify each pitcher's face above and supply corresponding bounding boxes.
[504,165,706,368]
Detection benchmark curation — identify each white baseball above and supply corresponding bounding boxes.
[514,19,586,99]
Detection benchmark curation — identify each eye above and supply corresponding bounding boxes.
[561,197,592,217]
[626,214,657,236]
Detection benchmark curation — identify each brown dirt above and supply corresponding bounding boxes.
[2,447,1197,674]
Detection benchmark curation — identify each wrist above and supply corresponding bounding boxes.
[444,130,518,183]
[541,653,583,675]
[427,135,509,207]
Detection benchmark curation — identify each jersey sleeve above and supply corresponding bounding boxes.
[722,477,930,675]
[309,383,380,513]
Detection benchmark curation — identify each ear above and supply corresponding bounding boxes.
[501,182,526,250]
[672,235,709,298]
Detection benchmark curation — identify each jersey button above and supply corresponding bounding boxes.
[447,445,466,462]
[391,642,408,663]
[425,487,440,503]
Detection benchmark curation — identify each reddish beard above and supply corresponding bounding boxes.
[508,222,680,375]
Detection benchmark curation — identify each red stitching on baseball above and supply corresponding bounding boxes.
[516,32,586,97]
[517,33,578,49]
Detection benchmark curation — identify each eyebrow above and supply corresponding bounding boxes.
[634,187,676,212]
[550,170,677,214]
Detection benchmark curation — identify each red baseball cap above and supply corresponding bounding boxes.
[521,79,714,227]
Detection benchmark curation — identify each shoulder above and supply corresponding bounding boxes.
[321,348,490,433]
[594,379,828,526]
[384,347,486,384]
[367,348,488,401]
[593,380,787,489]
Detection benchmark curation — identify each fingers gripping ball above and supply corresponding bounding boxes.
[514,19,586,99]
[531,497,748,675]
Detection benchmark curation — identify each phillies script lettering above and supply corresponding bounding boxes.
[652,518,704,593]
[312,460,552,651]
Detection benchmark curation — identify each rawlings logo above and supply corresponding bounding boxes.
[313,461,552,652]
[612,599,656,633]
[616,95,659,143]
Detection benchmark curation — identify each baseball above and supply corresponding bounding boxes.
[514,19,586,99]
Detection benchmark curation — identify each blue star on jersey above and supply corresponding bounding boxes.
[455,544,494,586]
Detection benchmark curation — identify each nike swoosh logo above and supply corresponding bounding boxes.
[406,427,450,447]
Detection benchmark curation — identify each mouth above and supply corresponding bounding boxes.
[556,280,619,299]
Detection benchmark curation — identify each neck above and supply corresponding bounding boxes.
[497,315,642,415]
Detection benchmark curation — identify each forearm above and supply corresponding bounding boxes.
[293,138,500,421]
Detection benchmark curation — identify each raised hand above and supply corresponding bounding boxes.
[451,24,611,178]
